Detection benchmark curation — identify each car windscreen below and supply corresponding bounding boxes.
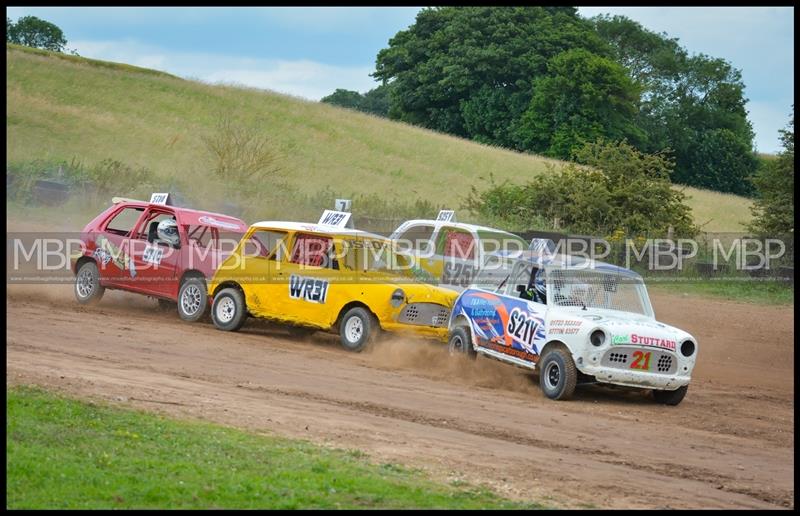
[546,267,653,317]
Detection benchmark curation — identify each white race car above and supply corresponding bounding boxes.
[447,250,698,405]
[390,210,529,290]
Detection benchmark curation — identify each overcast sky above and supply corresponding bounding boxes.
[6,6,794,153]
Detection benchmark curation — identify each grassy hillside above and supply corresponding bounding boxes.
[6,44,752,232]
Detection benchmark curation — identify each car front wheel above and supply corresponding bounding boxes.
[74,261,105,305]
[338,307,376,352]
[538,346,577,400]
[211,288,247,332]
[448,326,477,359]
[653,385,688,406]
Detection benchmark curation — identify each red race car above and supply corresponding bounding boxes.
[71,193,247,321]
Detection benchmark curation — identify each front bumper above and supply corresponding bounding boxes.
[576,345,693,391]
[381,322,449,341]
[381,302,451,342]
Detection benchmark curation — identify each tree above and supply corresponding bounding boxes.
[6,16,67,52]
[591,14,757,195]
[748,109,794,237]
[374,7,608,147]
[359,84,391,117]
[515,49,644,159]
[320,84,391,117]
[465,139,697,237]
[321,89,364,111]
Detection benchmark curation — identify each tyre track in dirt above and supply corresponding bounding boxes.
[6,285,795,509]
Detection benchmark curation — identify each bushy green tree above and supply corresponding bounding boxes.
[515,49,644,159]
[374,7,607,146]
[320,89,364,111]
[321,84,391,117]
[465,139,697,237]
[748,109,794,236]
[592,14,757,195]
[359,83,391,117]
[6,15,67,52]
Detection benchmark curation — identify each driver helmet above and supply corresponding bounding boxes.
[157,219,179,246]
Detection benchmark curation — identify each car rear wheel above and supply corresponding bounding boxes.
[448,326,477,359]
[178,277,209,322]
[538,346,577,400]
[74,261,105,305]
[339,307,376,352]
[211,288,247,332]
[653,385,688,406]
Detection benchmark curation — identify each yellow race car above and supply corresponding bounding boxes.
[206,212,458,351]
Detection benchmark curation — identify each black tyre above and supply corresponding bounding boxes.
[211,287,247,332]
[448,325,477,359]
[338,307,377,352]
[538,346,578,400]
[74,261,105,305]
[287,326,316,339]
[177,276,209,322]
[653,385,688,406]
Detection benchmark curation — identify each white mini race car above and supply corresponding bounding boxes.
[447,250,698,405]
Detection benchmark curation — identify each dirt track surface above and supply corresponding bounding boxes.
[6,284,795,509]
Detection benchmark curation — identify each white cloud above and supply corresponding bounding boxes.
[69,38,378,100]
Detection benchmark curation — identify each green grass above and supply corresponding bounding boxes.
[649,278,794,305]
[6,386,542,509]
[6,43,752,232]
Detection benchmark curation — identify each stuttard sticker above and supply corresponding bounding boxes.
[436,210,455,222]
[150,193,172,205]
[318,210,352,228]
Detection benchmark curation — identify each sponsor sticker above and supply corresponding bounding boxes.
[612,335,629,345]
[289,274,329,304]
[506,307,539,353]
[612,333,676,351]
[92,248,112,266]
[631,334,676,351]
[142,245,164,265]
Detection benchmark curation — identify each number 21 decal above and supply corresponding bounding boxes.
[630,350,651,370]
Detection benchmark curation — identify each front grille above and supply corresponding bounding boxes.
[600,346,677,375]
[608,352,628,364]
[398,303,450,328]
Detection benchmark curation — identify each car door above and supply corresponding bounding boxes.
[268,231,340,328]
[93,205,147,289]
[127,208,182,298]
[471,259,547,362]
[235,228,290,319]
[496,260,547,358]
